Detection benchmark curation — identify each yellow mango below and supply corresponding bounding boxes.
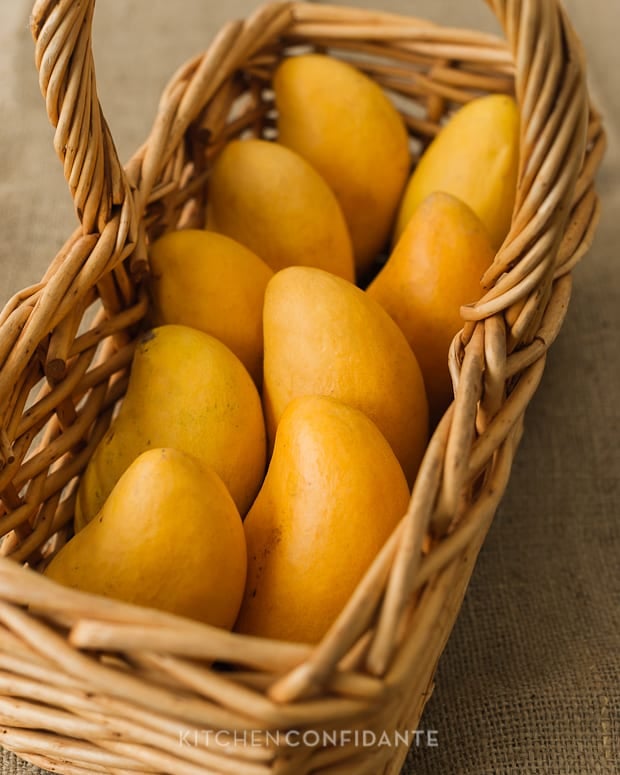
[273,54,410,276]
[75,325,266,529]
[47,448,247,629]
[368,192,496,421]
[235,395,410,643]
[148,229,273,385]
[262,266,428,486]
[394,94,520,248]
[206,139,354,281]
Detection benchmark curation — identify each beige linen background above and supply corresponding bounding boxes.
[0,1,618,773]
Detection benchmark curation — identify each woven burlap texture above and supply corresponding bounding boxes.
[0,0,618,773]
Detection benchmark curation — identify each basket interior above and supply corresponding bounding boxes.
[0,12,521,568]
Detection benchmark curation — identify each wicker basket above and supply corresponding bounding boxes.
[0,1,605,773]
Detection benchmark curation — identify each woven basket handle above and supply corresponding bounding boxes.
[470,0,589,318]
[30,0,133,236]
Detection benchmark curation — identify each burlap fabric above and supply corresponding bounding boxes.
[0,1,618,773]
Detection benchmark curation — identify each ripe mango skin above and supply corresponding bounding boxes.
[235,395,410,644]
[262,266,429,487]
[394,94,520,248]
[369,192,496,422]
[273,54,411,276]
[75,325,266,530]
[148,229,273,385]
[206,139,354,282]
[47,448,247,630]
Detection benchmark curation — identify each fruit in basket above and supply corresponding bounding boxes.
[75,325,266,529]
[262,266,428,485]
[394,93,520,248]
[273,53,410,276]
[368,192,496,420]
[148,229,273,385]
[235,395,410,643]
[47,448,247,629]
[206,138,354,281]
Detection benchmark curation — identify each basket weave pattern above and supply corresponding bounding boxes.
[0,1,605,773]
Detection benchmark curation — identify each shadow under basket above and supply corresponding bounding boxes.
[0,1,606,773]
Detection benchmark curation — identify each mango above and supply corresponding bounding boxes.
[235,395,410,643]
[394,93,519,248]
[206,138,354,281]
[48,448,247,629]
[273,54,410,276]
[75,325,266,529]
[262,266,428,486]
[148,229,273,385]
[368,192,496,421]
